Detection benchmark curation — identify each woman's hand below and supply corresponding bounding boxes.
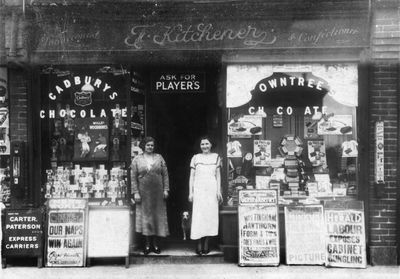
[134,193,141,203]
[217,192,223,205]
[188,194,193,203]
[163,190,169,200]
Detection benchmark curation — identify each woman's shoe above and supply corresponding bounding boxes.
[153,246,161,254]
[195,242,203,256]
[143,245,151,255]
[202,248,210,255]
[195,247,203,256]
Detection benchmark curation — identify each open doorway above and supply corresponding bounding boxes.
[146,69,221,243]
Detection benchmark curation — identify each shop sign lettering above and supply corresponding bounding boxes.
[125,23,277,50]
[249,106,328,116]
[40,74,127,119]
[151,72,205,93]
[48,76,118,102]
[325,206,366,268]
[3,209,43,256]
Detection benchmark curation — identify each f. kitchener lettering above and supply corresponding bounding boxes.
[125,23,277,49]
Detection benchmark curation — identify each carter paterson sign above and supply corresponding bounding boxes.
[33,19,368,52]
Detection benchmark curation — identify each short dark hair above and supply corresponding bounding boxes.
[139,136,155,151]
[198,135,214,150]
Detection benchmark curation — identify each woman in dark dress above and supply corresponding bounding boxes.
[131,137,169,255]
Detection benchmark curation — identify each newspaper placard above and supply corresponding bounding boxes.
[238,190,279,266]
[284,205,325,265]
[325,200,366,268]
[46,199,87,267]
[87,207,130,257]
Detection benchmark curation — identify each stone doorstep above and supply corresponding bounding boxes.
[129,246,225,264]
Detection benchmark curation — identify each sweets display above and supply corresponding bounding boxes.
[44,164,127,203]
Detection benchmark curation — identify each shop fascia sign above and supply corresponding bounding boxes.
[40,75,126,119]
[247,72,330,116]
[33,18,368,52]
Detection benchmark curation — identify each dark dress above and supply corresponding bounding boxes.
[131,153,170,237]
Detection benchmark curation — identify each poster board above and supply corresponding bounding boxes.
[87,206,130,258]
[73,117,109,161]
[2,208,43,257]
[284,205,325,265]
[324,200,366,268]
[238,189,279,266]
[46,199,87,267]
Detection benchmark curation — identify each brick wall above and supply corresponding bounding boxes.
[9,68,28,142]
[369,0,400,265]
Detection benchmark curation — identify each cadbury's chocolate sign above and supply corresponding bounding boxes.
[40,75,126,119]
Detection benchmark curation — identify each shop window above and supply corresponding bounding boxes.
[225,64,358,206]
[38,66,145,204]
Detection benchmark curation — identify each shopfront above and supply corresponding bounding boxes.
[3,0,394,267]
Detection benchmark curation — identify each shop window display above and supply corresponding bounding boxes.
[39,66,145,205]
[0,67,10,206]
[225,64,358,206]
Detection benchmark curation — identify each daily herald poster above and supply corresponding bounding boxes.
[324,201,367,268]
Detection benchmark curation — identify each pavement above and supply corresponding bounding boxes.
[1,263,399,279]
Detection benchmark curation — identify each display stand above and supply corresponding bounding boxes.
[86,205,131,268]
[238,189,279,266]
[2,208,44,268]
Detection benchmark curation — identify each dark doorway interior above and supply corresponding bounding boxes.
[147,69,220,241]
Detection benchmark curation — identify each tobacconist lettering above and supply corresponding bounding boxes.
[124,23,277,49]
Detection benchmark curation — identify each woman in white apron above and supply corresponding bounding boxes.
[189,136,222,255]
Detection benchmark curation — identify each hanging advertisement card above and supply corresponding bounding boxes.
[342,140,358,158]
[73,117,109,161]
[253,140,271,167]
[238,190,279,266]
[307,141,327,168]
[324,200,367,268]
[284,205,325,265]
[227,140,243,158]
[317,115,353,135]
[3,209,43,257]
[228,115,263,137]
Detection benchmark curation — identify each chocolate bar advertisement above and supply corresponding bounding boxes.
[73,117,109,161]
